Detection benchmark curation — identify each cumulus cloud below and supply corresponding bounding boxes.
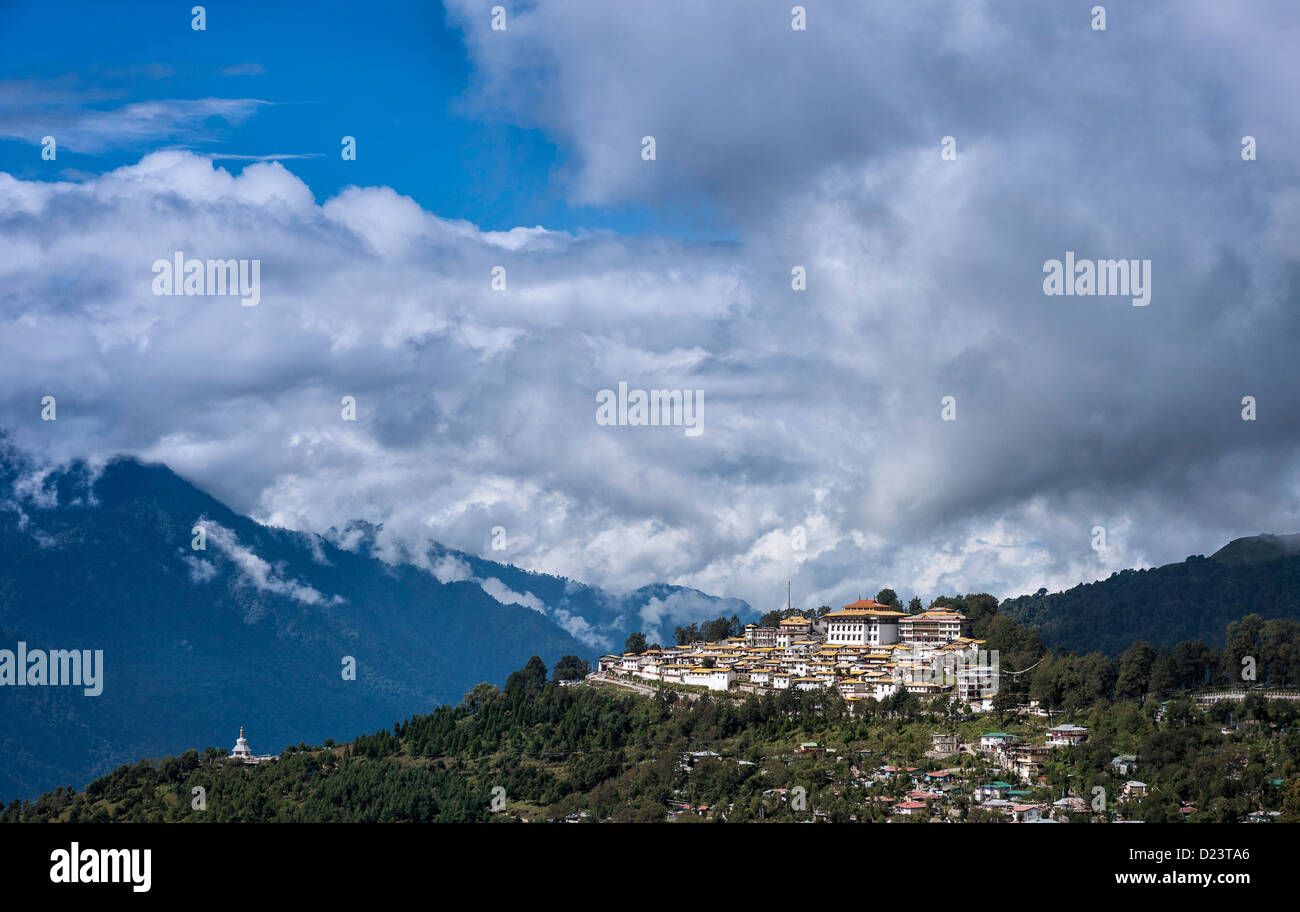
[3,0,1300,623]
[430,553,473,584]
[200,519,342,607]
[550,607,607,651]
[478,577,545,613]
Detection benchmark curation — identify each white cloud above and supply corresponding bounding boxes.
[551,607,607,651]
[430,553,473,584]
[184,555,218,584]
[0,83,267,154]
[200,519,342,607]
[5,1,1300,619]
[478,577,545,613]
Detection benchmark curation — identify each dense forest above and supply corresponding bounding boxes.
[1001,535,1300,654]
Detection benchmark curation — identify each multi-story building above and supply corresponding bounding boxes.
[1007,744,1051,784]
[779,615,812,636]
[744,624,778,647]
[899,609,970,647]
[931,732,959,753]
[824,600,905,646]
[1046,724,1089,747]
[957,664,998,703]
[979,732,1021,753]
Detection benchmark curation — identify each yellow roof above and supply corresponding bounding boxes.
[825,608,907,619]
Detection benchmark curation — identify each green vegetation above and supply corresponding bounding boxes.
[551,655,591,682]
[6,586,1299,824]
[5,641,1299,823]
[674,615,744,645]
[1001,537,1300,654]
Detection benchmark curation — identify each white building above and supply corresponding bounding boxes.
[957,664,999,703]
[823,601,904,646]
[682,667,735,691]
[979,732,1021,752]
[899,610,970,647]
[229,726,275,765]
[1046,724,1089,747]
[634,661,663,682]
[230,726,252,761]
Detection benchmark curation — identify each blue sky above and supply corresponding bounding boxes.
[0,0,710,236]
[2,0,1300,626]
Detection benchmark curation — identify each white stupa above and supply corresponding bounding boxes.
[230,726,253,760]
[227,726,277,764]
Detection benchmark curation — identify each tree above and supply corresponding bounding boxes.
[1115,641,1157,701]
[702,616,734,641]
[1077,652,1116,704]
[552,655,591,682]
[1147,650,1178,697]
[1223,614,1265,685]
[625,632,648,655]
[875,589,901,608]
[1173,639,1216,689]
[460,681,500,711]
[1282,779,1300,824]
[675,623,702,645]
[906,597,923,614]
[1031,654,1080,719]
[992,687,1019,721]
[505,655,549,692]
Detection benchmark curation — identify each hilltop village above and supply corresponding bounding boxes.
[574,599,1298,823]
[596,600,998,710]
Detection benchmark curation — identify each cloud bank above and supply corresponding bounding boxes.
[3,0,1300,620]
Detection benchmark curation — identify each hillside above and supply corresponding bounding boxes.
[4,658,1298,824]
[1000,535,1300,655]
[0,439,750,800]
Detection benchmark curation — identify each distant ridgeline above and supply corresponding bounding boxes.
[1000,535,1300,656]
[0,435,749,801]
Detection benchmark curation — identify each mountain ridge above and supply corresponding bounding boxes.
[0,441,750,799]
[1000,533,1300,655]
